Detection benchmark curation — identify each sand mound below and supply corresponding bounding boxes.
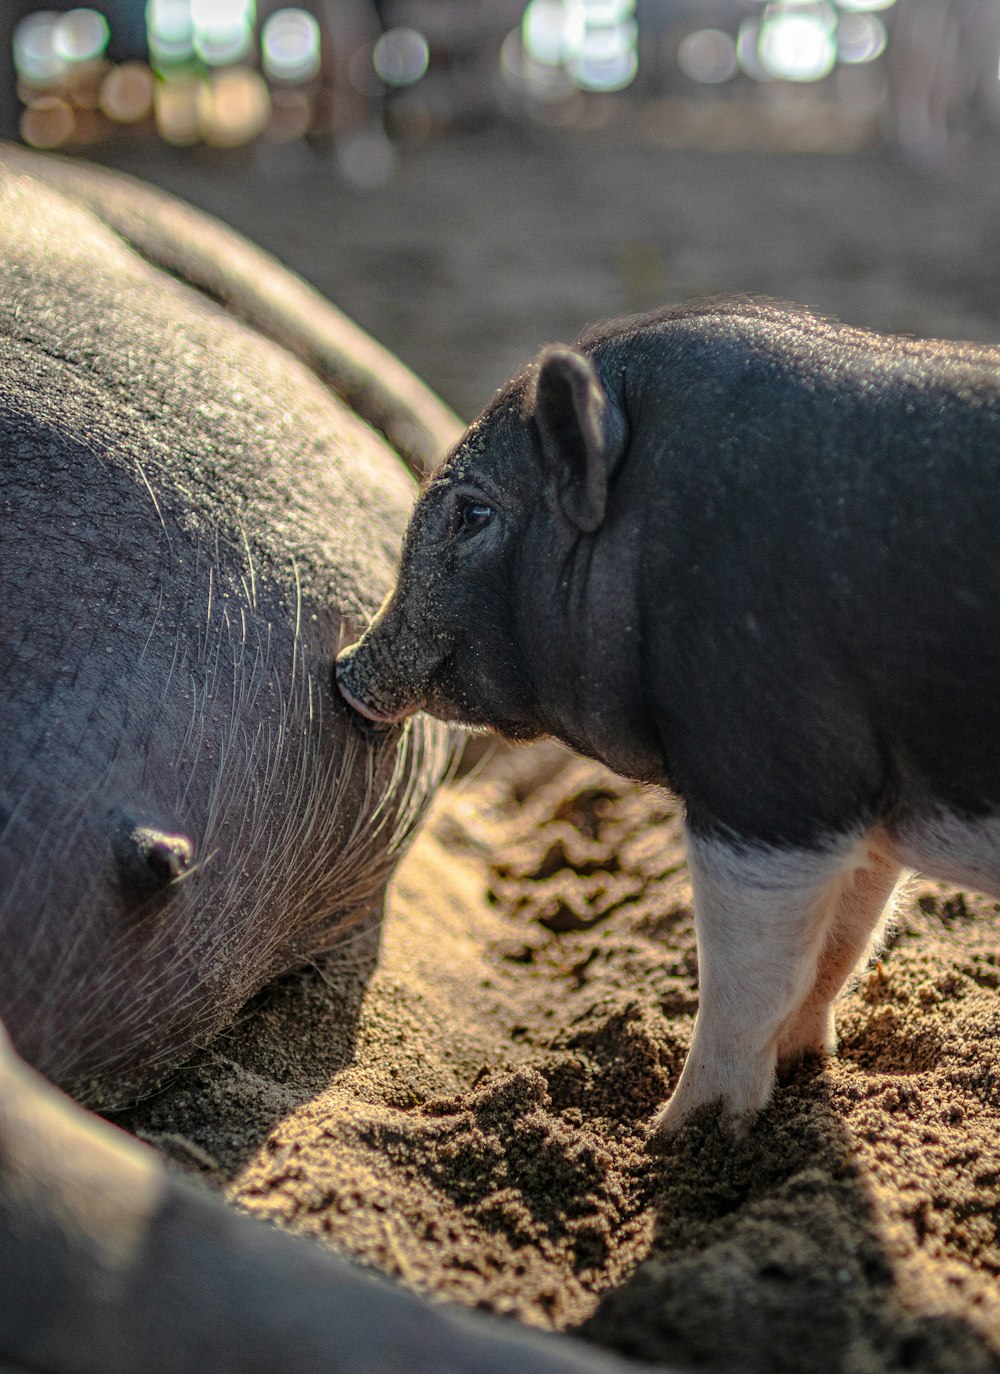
[119,741,1000,1373]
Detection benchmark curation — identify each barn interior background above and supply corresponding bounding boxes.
[4,2,1000,164]
[4,1,1000,425]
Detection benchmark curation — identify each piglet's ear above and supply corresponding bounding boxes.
[532,346,618,534]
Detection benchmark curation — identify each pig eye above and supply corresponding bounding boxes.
[457,499,493,536]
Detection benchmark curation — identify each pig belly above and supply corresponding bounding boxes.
[887,810,1000,896]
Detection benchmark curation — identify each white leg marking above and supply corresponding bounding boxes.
[775,840,901,1072]
[650,825,901,1139]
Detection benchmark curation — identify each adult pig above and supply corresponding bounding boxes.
[0,143,455,1108]
[0,147,655,1374]
[337,296,1000,1137]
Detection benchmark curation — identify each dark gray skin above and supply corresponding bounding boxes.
[0,143,456,1109]
[337,297,1000,1135]
[0,147,658,1374]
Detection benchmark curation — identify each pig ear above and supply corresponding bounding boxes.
[533,346,620,534]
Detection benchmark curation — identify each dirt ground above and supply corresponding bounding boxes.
[105,122,1000,1372]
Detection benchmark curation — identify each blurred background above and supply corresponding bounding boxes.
[4,0,1000,418]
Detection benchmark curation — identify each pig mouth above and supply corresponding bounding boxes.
[335,668,418,725]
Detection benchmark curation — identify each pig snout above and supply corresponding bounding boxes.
[335,632,422,725]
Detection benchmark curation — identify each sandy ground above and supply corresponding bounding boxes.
[100,123,1000,1372]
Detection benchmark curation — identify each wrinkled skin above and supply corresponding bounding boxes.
[338,298,1000,1135]
[0,145,455,1108]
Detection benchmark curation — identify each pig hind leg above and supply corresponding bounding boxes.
[774,841,901,1073]
[650,827,901,1139]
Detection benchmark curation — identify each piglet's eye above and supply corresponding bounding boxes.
[458,500,493,536]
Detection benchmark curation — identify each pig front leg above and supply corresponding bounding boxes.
[649,825,901,1139]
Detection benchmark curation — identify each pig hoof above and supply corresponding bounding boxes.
[646,1096,756,1147]
[646,1088,698,1139]
[775,1041,831,1083]
[644,1102,701,1149]
[647,1054,778,1143]
[775,1007,837,1078]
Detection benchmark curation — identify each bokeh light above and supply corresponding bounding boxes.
[500,27,574,103]
[267,87,312,141]
[99,61,155,121]
[565,0,638,93]
[677,29,739,86]
[758,6,838,83]
[834,0,895,10]
[198,66,270,145]
[190,0,255,67]
[14,12,66,84]
[523,0,565,67]
[146,0,195,69]
[53,8,110,65]
[736,19,768,82]
[0,0,923,159]
[519,0,638,95]
[372,29,430,88]
[837,13,887,65]
[154,75,200,142]
[20,95,75,147]
[261,8,320,85]
[336,128,398,189]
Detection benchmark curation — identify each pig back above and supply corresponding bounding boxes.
[613,303,1000,841]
